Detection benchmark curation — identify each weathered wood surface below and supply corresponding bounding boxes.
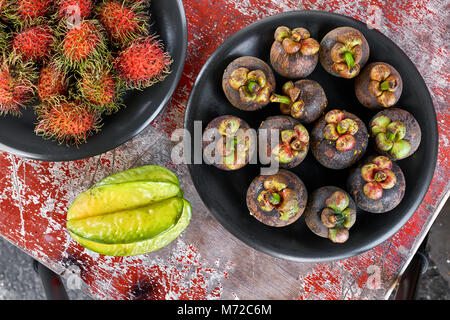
[0,0,448,300]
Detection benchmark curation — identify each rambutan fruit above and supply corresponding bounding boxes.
[37,64,69,101]
[78,67,122,114]
[0,26,9,54]
[35,97,102,145]
[0,54,37,116]
[0,0,6,17]
[97,0,148,47]
[57,20,108,69]
[56,0,93,21]
[124,0,150,4]
[4,0,53,24]
[13,25,55,62]
[115,36,172,89]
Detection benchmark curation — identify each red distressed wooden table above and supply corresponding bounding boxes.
[0,0,448,300]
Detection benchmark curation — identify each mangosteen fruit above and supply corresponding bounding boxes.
[304,186,357,243]
[347,155,406,213]
[355,62,403,109]
[259,115,309,169]
[319,26,370,79]
[269,26,320,79]
[311,109,368,169]
[222,56,276,111]
[246,169,308,227]
[369,108,421,160]
[202,115,255,171]
[270,79,327,123]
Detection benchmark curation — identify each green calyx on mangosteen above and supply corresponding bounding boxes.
[355,62,403,110]
[311,109,368,170]
[369,108,421,160]
[330,33,362,77]
[319,27,370,79]
[272,124,309,164]
[304,186,357,243]
[257,183,298,221]
[371,116,410,159]
[346,154,405,213]
[203,115,254,171]
[259,115,309,168]
[323,110,359,152]
[270,79,327,123]
[270,26,319,79]
[222,56,276,111]
[274,26,320,55]
[360,156,397,200]
[229,68,270,104]
[322,191,356,243]
[246,169,307,227]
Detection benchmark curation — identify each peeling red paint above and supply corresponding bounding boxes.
[298,264,342,300]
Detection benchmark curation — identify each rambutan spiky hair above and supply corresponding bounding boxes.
[115,36,172,90]
[34,97,102,145]
[55,19,109,71]
[78,63,123,114]
[4,0,53,26]
[97,0,149,48]
[0,25,9,54]
[0,53,38,116]
[13,24,56,62]
[37,62,70,102]
[55,0,94,21]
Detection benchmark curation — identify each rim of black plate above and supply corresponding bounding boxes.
[184,10,438,262]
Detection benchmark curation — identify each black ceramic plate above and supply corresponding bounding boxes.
[0,0,187,161]
[185,11,438,262]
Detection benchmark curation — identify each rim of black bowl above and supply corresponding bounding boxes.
[184,10,438,262]
[0,0,188,162]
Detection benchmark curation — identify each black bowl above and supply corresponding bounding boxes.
[185,11,438,262]
[0,0,188,161]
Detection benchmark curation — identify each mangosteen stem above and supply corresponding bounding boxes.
[343,51,355,70]
[379,80,390,91]
[386,131,396,141]
[269,192,281,205]
[386,129,401,142]
[374,171,387,182]
[334,213,347,227]
[270,94,291,105]
[247,81,259,94]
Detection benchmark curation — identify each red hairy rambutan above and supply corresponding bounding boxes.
[5,0,53,22]
[79,67,121,114]
[13,25,55,62]
[0,55,37,116]
[97,0,148,47]
[58,20,108,68]
[0,27,8,54]
[56,0,93,20]
[0,0,6,14]
[37,65,69,101]
[115,36,172,89]
[35,98,102,145]
[125,0,150,4]
[2,0,172,146]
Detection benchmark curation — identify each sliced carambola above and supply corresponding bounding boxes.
[67,197,184,244]
[68,199,192,256]
[67,180,181,220]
